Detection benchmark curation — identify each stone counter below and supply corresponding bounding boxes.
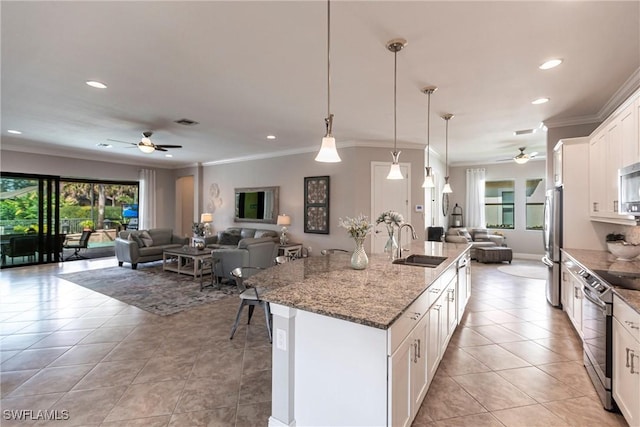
[562,248,640,313]
[246,241,470,329]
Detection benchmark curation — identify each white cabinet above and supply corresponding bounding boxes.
[561,264,583,337]
[427,298,443,385]
[589,89,640,224]
[613,295,640,427]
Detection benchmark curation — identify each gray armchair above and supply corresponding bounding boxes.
[211,237,279,284]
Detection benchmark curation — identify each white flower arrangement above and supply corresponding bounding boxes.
[339,214,374,239]
[376,210,404,235]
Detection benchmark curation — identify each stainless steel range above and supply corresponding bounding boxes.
[567,264,615,410]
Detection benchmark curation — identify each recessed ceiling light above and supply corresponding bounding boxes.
[539,122,548,131]
[532,97,550,105]
[266,135,276,140]
[86,80,107,89]
[165,154,173,158]
[539,59,563,70]
[96,143,112,148]
[7,129,22,134]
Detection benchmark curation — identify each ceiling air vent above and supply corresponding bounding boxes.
[514,128,536,136]
[174,118,199,126]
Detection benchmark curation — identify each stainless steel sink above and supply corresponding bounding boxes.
[392,254,447,268]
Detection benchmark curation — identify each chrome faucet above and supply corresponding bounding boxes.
[397,223,418,259]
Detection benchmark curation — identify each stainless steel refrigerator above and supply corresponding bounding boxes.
[542,187,561,307]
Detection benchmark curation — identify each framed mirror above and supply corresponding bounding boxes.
[234,186,279,224]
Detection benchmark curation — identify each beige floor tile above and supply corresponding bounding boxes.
[235,401,271,427]
[238,369,271,405]
[0,333,51,351]
[0,393,65,426]
[190,347,244,379]
[543,396,628,427]
[496,366,585,402]
[0,369,39,398]
[132,354,196,384]
[174,376,240,413]
[241,344,272,375]
[448,327,493,348]
[498,340,568,366]
[452,372,536,411]
[8,364,94,396]
[502,308,550,322]
[72,359,147,390]
[0,321,34,335]
[169,408,236,427]
[469,324,528,344]
[0,350,20,363]
[438,346,491,376]
[536,361,598,396]
[499,321,557,340]
[424,412,504,427]
[44,386,127,426]
[103,380,185,422]
[1,347,70,371]
[420,374,487,421]
[100,415,171,426]
[48,342,117,367]
[58,316,111,330]
[533,336,584,361]
[461,344,530,371]
[492,403,569,426]
[102,340,161,362]
[79,326,135,344]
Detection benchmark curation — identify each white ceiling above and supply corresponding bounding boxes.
[2,1,639,169]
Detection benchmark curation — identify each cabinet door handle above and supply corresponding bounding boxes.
[626,347,631,368]
[434,305,442,311]
[593,202,598,212]
[631,350,637,374]
[614,200,619,212]
[416,338,421,359]
[562,271,567,281]
[413,341,419,364]
[430,288,441,294]
[625,320,639,330]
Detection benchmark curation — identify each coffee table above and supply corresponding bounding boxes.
[163,246,212,290]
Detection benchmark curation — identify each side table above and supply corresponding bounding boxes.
[279,243,303,260]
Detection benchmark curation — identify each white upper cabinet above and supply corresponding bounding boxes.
[589,89,640,224]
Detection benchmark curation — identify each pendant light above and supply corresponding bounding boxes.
[386,38,407,180]
[442,113,454,193]
[421,86,437,188]
[315,0,341,163]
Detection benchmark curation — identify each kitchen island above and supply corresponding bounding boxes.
[246,242,471,427]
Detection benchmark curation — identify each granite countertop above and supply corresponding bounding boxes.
[562,248,640,313]
[245,242,470,330]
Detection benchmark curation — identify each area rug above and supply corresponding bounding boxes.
[57,263,237,316]
[497,264,547,280]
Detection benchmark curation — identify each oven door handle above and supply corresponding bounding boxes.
[582,285,608,314]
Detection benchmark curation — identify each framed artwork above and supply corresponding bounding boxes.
[304,176,330,234]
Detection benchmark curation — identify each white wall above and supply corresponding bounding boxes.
[448,159,546,256]
[202,146,426,254]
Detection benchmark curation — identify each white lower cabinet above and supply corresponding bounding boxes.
[613,295,640,427]
[561,264,583,337]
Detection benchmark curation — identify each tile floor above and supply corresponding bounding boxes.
[0,257,630,426]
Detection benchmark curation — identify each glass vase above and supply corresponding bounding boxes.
[384,232,399,261]
[351,237,369,270]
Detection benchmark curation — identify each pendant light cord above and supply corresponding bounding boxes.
[426,92,431,166]
[445,118,449,176]
[393,49,397,155]
[327,0,331,118]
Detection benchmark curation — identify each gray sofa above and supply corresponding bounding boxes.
[211,237,279,283]
[204,227,279,249]
[115,228,188,269]
[444,227,505,259]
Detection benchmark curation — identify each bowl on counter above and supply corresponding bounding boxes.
[607,241,640,261]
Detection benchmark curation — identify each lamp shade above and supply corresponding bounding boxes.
[277,214,291,226]
[138,143,155,154]
[315,136,341,162]
[513,155,530,164]
[387,163,404,180]
[443,182,453,194]
[200,213,213,223]
[422,175,435,188]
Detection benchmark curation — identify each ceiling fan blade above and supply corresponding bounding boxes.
[155,146,168,152]
[530,152,539,157]
[155,145,182,149]
[107,138,137,146]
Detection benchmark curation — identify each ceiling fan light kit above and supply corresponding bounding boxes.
[513,146,534,164]
[386,38,407,180]
[315,0,341,163]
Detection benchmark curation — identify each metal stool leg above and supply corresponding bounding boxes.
[263,301,272,343]
[230,300,247,340]
[247,305,255,324]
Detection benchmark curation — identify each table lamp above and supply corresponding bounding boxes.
[277,214,291,245]
[200,213,213,236]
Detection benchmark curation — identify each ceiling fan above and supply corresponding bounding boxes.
[497,147,539,164]
[108,131,182,154]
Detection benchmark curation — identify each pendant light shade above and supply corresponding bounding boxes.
[386,38,407,180]
[442,113,454,193]
[315,1,341,163]
[421,86,437,188]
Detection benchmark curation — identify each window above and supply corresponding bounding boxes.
[485,180,514,229]
[526,178,544,230]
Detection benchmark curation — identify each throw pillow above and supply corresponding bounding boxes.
[128,233,145,247]
[219,231,241,246]
[459,229,472,242]
[139,230,153,247]
[473,230,490,242]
